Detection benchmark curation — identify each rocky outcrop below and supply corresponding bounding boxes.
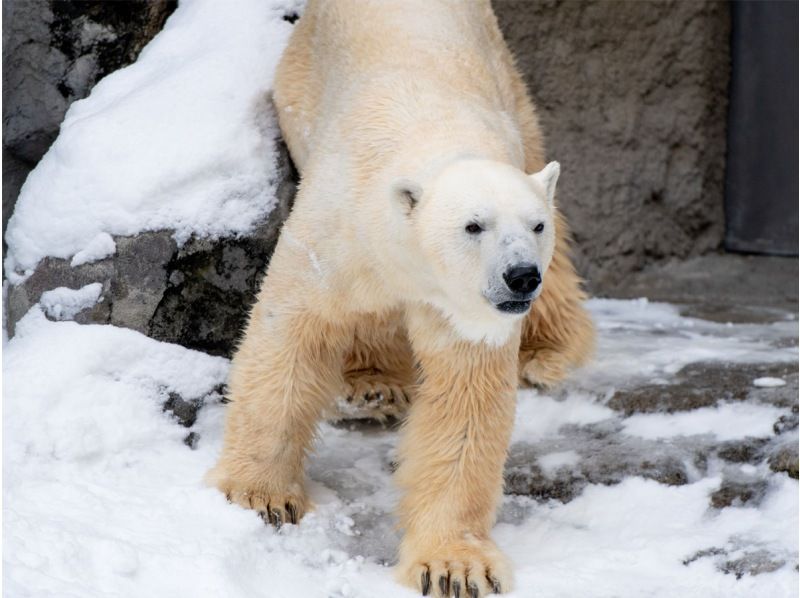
[5,142,296,356]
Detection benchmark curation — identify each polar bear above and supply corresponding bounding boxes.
[208,1,594,595]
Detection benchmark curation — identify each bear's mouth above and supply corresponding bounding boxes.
[495,299,532,314]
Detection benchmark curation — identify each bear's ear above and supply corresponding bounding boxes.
[530,161,560,208]
[392,179,423,214]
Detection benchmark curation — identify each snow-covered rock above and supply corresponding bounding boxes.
[4,0,301,355]
[2,0,177,239]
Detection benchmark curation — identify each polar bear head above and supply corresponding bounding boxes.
[394,159,560,343]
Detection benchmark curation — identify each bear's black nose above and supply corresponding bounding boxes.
[503,263,541,294]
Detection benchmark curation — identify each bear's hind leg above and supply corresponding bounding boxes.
[507,70,595,386]
[519,212,595,387]
[340,310,417,420]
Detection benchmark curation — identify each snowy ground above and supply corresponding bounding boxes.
[4,298,798,597]
[2,0,797,595]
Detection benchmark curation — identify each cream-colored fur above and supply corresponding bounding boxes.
[208,1,594,595]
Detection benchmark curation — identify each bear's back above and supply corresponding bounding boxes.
[274,0,521,173]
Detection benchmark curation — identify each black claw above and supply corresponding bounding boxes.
[258,510,269,525]
[468,582,479,598]
[225,492,232,503]
[286,502,297,524]
[438,574,449,596]
[271,508,283,529]
[345,395,353,403]
[487,575,501,594]
[452,580,461,598]
[421,569,431,595]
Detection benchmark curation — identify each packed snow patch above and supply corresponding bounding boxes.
[39,282,103,320]
[512,392,614,444]
[753,377,787,388]
[70,232,117,266]
[622,402,786,442]
[4,0,301,281]
[537,450,582,475]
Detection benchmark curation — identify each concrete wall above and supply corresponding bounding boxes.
[494,0,731,292]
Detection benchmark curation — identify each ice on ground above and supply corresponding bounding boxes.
[39,282,103,321]
[579,298,798,388]
[754,377,787,388]
[70,232,117,267]
[4,298,797,597]
[4,0,301,281]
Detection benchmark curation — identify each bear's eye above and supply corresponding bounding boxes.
[465,222,483,235]
[533,222,545,234]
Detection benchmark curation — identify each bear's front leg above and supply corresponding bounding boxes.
[206,271,351,526]
[396,306,519,597]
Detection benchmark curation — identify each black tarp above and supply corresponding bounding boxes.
[725,0,799,255]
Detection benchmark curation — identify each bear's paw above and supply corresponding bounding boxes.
[339,373,413,420]
[208,466,310,529]
[520,347,571,388]
[397,537,512,597]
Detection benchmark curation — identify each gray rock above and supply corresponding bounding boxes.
[773,407,799,436]
[709,478,768,509]
[608,361,800,416]
[183,431,200,450]
[163,392,204,428]
[720,550,786,579]
[716,438,769,465]
[768,441,799,480]
[682,547,788,580]
[504,424,692,504]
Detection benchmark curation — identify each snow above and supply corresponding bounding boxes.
[537,451,581,475]
[4,298,797,597]
[497,475,798,598]
[70,232,116,267]
[511,392,614,444]
[622,402,786,442]
[39,282,103,321]
[4,0,302,282]
[753,377,787,388]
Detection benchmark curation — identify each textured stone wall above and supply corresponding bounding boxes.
[493,0,731,291]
